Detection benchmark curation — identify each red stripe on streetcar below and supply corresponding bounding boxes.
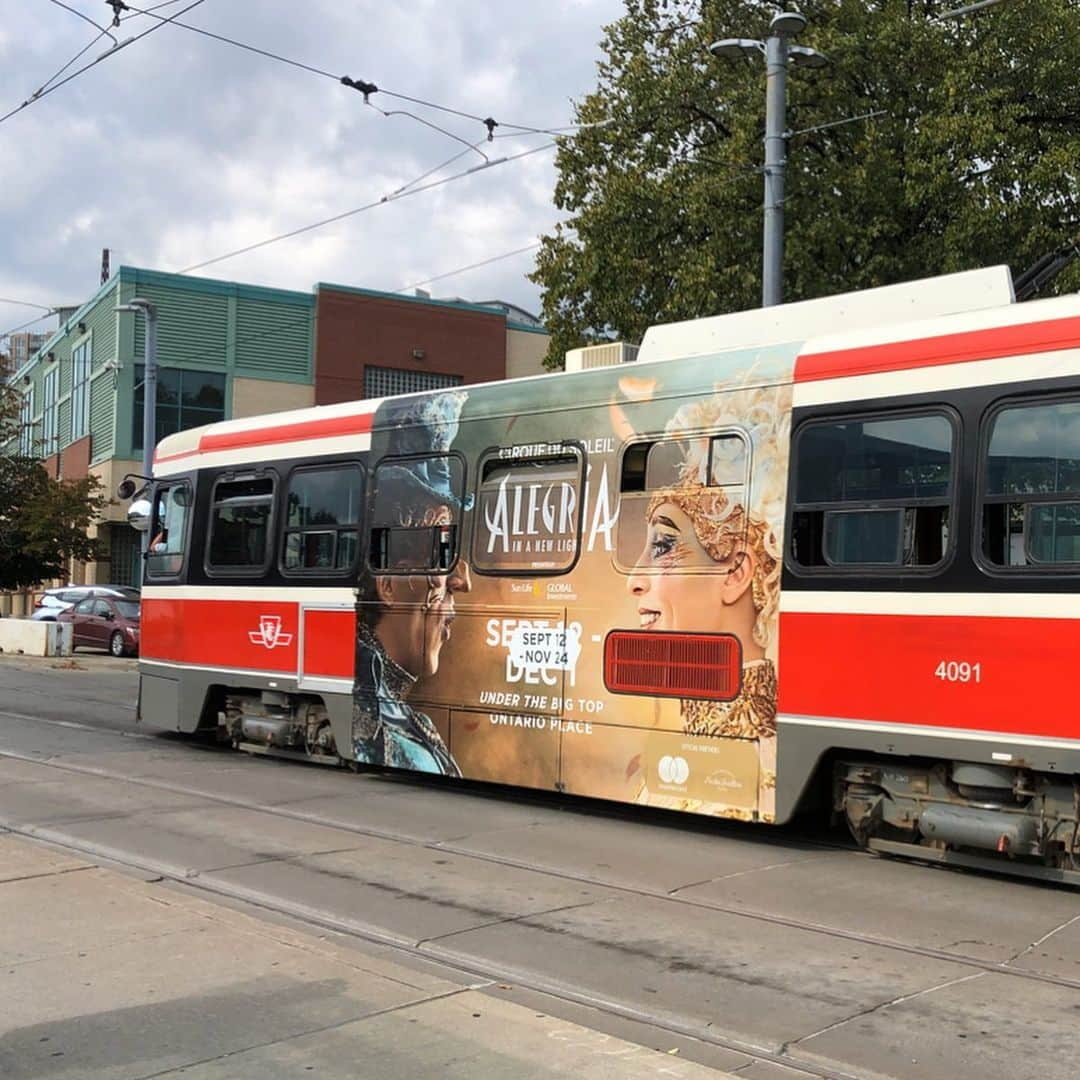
[153,445,201,465]
[794,314,1080,383]
[198,411,375,452]
[778,611,1080,740]
[303,608,356,678]
[153,410,376,463]
[141,597,356,680]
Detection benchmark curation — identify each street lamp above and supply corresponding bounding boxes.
[115,298,158,556]
[710,12,827,307]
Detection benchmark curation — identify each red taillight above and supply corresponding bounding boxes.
[604,631,742,700]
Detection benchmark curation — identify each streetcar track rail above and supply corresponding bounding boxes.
[1,730,1078,997]
[0,816,858,1080]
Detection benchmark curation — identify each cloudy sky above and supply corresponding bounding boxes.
[0,0,625,341]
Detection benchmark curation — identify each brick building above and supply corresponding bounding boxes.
[2,266,548,606]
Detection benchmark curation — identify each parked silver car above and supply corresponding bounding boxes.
[30,585,140,621]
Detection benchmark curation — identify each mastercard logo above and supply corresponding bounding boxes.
[658,755,690,785]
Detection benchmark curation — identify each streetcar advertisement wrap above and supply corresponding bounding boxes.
[353,345,796,822]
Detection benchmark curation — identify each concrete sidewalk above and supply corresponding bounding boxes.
[0,834,730,1079]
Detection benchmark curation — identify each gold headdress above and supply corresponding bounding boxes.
[645,372,791,652]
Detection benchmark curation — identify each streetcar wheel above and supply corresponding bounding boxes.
[109,631,126,658]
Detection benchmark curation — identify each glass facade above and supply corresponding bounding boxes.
[71,341,91,440]
[133,366,226,451]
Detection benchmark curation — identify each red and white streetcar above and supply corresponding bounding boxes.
[127,265,1080,884]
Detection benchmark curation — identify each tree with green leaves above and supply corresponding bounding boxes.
[0,384,106,591]
[532,0,1080,367]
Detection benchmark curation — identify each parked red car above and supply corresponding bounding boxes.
[57,595,140,657]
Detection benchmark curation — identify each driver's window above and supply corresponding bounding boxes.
[147,481,192,577]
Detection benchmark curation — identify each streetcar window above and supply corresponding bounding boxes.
[206,475,275,572]
[1026,504,1080,564]
[471,448,584,574]
[823,509,904,566]
[282,465,363,574]
[980,398,1080,568]
[792,413,954,569]
[617,434,748,571]
[145,481,192,578]
[368,454,465,572]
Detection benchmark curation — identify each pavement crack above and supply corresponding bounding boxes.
[0,864,93,885]
[415,896,615,949]
[668,853,836,895]
[128,985,481,1079]
[1006,911,1080,964]
[783,971,987,1052]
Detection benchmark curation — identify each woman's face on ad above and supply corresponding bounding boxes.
[626,501,730,633]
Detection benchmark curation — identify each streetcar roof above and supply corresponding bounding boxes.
[153,263,1080,478]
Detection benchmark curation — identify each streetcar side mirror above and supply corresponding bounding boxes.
[127,498,152,532]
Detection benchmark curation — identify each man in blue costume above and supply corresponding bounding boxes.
[353,391,471,777]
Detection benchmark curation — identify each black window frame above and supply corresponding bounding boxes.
[613,430,751,576]
[366,451,468,576]
[470,441,587,578]
[975,391,1080,576]
[279,462,365,579]
[788,406,960,577]
[133,365,227,454]
[203,469,278,579]
[144,477,194,582]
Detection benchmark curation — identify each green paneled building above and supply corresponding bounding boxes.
[6,266,316,589]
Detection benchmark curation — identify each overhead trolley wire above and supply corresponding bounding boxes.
[0,311,59,341]
[176,141,557,275]
[0,297,57,314]
[46,0,117,42]
[120,2,599,139]
[0,0,206,126]
[398,243,542,293]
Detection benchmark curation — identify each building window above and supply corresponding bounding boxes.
[363,365,463,399]
[133,367,226,452]
[19,389,33,456]
[980,396,1080,568]
[206,474,275,573]
[71,340,91,439]
[42,367,58,456]
[282,465,363,573]
[791,412,955,569]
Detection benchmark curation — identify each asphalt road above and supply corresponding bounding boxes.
[2,653,1080,1079]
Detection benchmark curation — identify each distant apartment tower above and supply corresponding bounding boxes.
[4,330,49,378]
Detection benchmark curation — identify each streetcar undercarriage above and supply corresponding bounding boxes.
[835,759,1080,885]
[220,690,341,765]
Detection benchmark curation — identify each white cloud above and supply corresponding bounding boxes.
[0,0,623,332]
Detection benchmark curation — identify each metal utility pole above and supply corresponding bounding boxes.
[710,13,827,307]
[115,298,158,556]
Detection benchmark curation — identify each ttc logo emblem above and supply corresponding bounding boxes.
[658,755,690,786]
[248,615,294,650]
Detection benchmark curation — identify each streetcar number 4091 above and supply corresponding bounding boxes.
[935,660,981,683]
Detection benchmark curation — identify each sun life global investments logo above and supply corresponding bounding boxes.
[248,614,294,650]
[657,755,690,788]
